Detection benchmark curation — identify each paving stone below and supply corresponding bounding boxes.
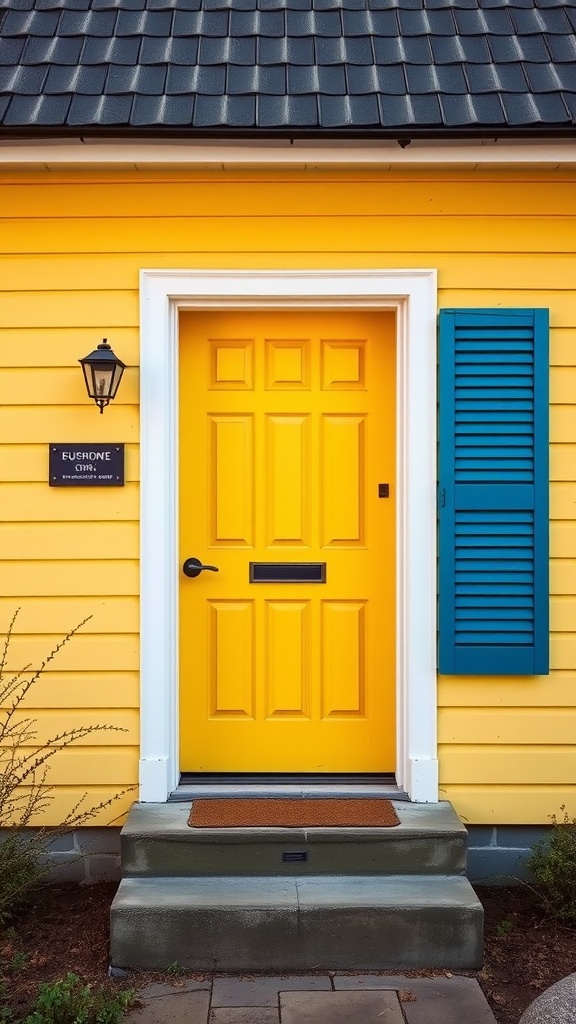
[398,978,496,1024]
[138,981,211,1000]
[280,991,403,1024]
[333,976,496,1024]
[210,1010,279,1024]
[211,976,331,1007]
[127,991,210,1024]
[333,975,411,990]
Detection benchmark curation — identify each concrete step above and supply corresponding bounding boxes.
[121,801,467,877]
[110,873,483,971]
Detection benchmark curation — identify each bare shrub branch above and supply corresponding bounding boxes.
[0,610,136,920]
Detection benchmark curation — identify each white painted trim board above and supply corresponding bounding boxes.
[1,139,575,167]
[139,269,438,804]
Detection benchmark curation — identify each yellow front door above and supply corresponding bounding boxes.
[179,310,395,772]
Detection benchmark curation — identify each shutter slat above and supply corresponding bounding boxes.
[439,308,549,675]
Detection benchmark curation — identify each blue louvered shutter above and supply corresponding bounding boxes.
[439,309,549,676]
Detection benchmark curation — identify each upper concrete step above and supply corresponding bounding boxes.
[121,801,467,877]
[110,873,483,971]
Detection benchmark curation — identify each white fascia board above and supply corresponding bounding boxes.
[0,137,575,167]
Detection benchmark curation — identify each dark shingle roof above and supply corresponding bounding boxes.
[1,0,576,134]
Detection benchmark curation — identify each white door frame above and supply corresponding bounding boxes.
[139,269,438,803]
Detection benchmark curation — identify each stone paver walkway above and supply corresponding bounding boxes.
[129,974,497,1024]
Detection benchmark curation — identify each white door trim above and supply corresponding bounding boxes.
[139,269,438,803]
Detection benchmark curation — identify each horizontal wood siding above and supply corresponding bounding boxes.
[1,167,574,824]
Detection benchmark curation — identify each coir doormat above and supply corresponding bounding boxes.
[188,798,400,828]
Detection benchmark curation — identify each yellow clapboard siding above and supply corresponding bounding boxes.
[0,561,138,596]
[18,673,139,709]
[551,633,576,669]
[0,405,139,442]
[551,596,576,631]
[438,290,576,328]
[439,786,576,826]
[439,708,576,745]
[0,327,139,368]
[0,368,138,405]
[551,407,576,444]
[3,179,576,218]
[0,445,139,481]
[551,368,576,403]
[0,597,138,633]
[2,253,576,296]
[2,167,574,184]
[439,746,576,785]
[0,523,138,561]
[3,634,139,672]
[15,787,135,827]
[11,747,139,785]
[0,168,574,822]
[439,671,576,708]
[550,485,576,519]
[1,483,138,521]
[551,446,576,482]
[551,524,576,559]
[551,561,576,595]
[550,330,576,367]
[3,216,576,255]
[0,291,138,329]
[8,709,138,744]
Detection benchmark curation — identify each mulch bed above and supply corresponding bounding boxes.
[1,882,576,1024]
[479,885,576,1024]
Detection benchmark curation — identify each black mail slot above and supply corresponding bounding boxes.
[249,562,326,583]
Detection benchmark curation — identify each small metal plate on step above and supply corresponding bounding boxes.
[283,851,308,863]
[250,563,326,583]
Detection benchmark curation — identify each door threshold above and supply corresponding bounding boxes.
[169,773,408,802]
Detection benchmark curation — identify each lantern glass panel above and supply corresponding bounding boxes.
[81,362,93,396]
[93,365,114,400]
[110,361,125,399]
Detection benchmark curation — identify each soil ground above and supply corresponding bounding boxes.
[1,882,575,1024]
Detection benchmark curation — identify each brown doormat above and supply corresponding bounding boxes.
[188,798,400,828]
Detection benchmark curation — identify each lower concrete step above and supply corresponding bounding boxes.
[121,801,468,876]
[110,873,483,971]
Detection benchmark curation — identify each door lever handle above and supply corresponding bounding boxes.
[183,557,220,579]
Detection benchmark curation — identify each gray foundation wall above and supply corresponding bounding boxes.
[0,827,123,884]
[466,825,547,884]
[6,823,547,886]
[46,828,122,883]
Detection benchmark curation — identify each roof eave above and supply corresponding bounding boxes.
[1,124,576,142]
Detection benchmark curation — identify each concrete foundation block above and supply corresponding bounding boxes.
[467,847,533,884]
[44,854,87,883]
[78,828,122,856]
[86,855,121,882]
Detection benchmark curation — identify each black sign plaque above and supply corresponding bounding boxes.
[49,444,125,487]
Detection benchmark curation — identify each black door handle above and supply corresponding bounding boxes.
[183,557,220,579]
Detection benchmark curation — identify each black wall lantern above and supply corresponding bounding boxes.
[79,339,126,414]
